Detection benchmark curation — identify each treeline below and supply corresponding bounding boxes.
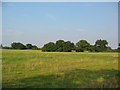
[0,39,119,52]
[42,39,113,52]
[1,42,40,50]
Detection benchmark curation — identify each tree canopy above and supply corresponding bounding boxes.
[10,42,39,50]
[42,40,75,52]
[62,41,75,52]
[26,44,33,49]
[11,42,26,49]
[76,40,90,52]
[56,40,65,52]
[1,39,116,52]
[42,42,57,52]
[95,39,108,52]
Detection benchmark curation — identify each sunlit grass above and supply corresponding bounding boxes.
[2,49,118,88]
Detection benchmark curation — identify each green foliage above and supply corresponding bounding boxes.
[32,45,39,50]
[76,40,90,48]
[106,47,112,52]
[2,42,39,50]
[26,44,39,50]
[11,42,26,49]
[95,39,108,48]
[76,40,90,52]
[63,41,75,52]
[2,39,115,52]
[95,39,108,52]
[42,40,75,52]
[112,49,120,52]
[88,45,95,52]
[2,46,12,49]
[26,44,33,49]
[56,47,63,52]
[56,40,64,52]
[42,42,57,52]
[75,46,84,52]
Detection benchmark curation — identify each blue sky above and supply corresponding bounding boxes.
[2,2,118,49]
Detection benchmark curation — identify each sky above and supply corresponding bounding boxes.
[2,2,118,49]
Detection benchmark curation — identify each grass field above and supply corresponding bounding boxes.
[2,49,119,88]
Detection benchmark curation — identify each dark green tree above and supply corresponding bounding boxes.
[26,44,33,49]
[63,41,75,52]
[42,42,57,52]
[11,42,26,49]
[75,46,84,52]
[56,40,65,52]
[2,46,11,49]
[95,39,108,48]
[32,45,38,50]
[87,45,95,52]
[95,39,108,52]
[106,46,112,52]
[76,40,90,52]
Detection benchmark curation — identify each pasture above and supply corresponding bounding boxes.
[2,49,118,88]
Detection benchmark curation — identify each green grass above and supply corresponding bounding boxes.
[2,49,119,88]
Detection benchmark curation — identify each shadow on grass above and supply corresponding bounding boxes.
[3,69,119,88]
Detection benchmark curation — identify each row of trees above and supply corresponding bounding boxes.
[0,39,119,52]
[42,40,75,52]
[42,39,112,52]
[1,42,39,50]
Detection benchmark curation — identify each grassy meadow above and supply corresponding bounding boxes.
[2,49,119,88]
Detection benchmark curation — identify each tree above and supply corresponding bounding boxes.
[42,42,57,52]
[63,41,75,52]
[95,39,108,48]
[2,46,11,49]
[26,44,33,49]
[87,45,95,52]
[75,46,84,52]
[56,40,65,52]
[106,46,112,52]
[11,42,26,49]
[95,39,108,52]
[32,45,38,50]
[76,40,90,52]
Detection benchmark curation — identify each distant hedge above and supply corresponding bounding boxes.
[1,39,119,52]
[1,42,39,50]
[41,39,113,52]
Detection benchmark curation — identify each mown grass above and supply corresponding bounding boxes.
[2,49,119,88]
